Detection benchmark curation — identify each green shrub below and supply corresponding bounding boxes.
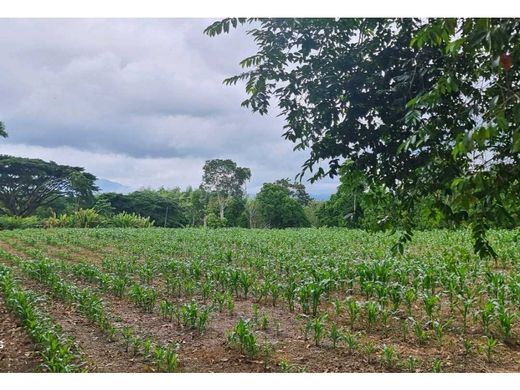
[0,215,41,230]
[109,212,154,228]
[45,209,100,228]
[207,213,228,228]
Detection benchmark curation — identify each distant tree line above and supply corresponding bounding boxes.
[2,154,518,231]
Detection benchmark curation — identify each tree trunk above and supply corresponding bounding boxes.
[218,194,225,220]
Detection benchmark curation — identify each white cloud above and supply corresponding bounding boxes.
[0,19,338,196]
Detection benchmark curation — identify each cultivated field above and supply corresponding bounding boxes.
[0,228,519,373]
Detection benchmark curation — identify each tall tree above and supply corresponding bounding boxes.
[205,18,520,256]
[0,155,98,216]
[274,178,312,205]
[201,159,251,220]
[256,182,309,228]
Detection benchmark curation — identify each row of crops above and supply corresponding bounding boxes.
[0,227,519,372]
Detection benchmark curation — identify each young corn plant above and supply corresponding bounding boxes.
[198,306,211,334]
[239,271,254,299]
[261,341,273,371]
[260,314,269,331]
[129,284,157,313]
[404,287,417,317]
[346,298,360,330]
[153,345,166,371]
[431,358,443,373]
[270,283,281,307]
[227,318,258,358]
[422,292,440,323]
[405,356,419,373]
[122,326,134,352]
[159,300,176,322]
[381,344,398,369]
[433,320,449,345]
[479,301,496,336]
[329,322,341,349]
[252,303,260,324]
[284,279,297,312]
[143,337,153,360]
[483,336,498,362]
[181,300,200,329]
[343,330,358,355]
[459,296,475,335]
[365,301,379,331]
[412,319,429,345]
[164,344,179,372]
[310,314,328,347]
[497,306,515,341]
[364,341,376,364]
[462,338,473,356]
[131,336,142,357]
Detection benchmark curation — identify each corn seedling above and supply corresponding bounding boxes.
[423,293,440,323]
[164,344,179,372]
[404,288,416,317]
[381,344,398,369]
[143,337,153,359]
[153,345,166,370]
[483,336,498,362]
[405,356,419,372]
[364,341,376,364]
[329,322,340,348]
[310,314,327,346]
[432,358,442,373]
[463,338,473,355]
[129,284,157,313]
[260,314,269,331]
[479,301,496,336]
[131,336,142,356]
[365,301,379,331]
[343,330,358,354]
[497,306,514,341]
[346,298,360,330]
[412,319,428,345]
[122,326,134,352]
[252,303,259,324]
[261,341,273,370]
[227,318,258,358]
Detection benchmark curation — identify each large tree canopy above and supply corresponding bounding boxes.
[0,155,98,216]
[96,189,187,227]
[256,182,309,228]
[201,159,251,220]
[205,18,520,256]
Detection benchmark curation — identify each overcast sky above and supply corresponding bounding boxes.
[0,19,338,196]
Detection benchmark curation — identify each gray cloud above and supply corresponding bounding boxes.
[0,18,338,196]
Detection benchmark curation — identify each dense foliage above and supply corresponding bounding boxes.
[0,155,98,217]
[205,18,520,256]
[256,182,309,228]
[201,159,251,220]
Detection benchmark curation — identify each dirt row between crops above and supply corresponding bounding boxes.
[0,293,43,372]
[0,243,151,372]
[1,238,519,372]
